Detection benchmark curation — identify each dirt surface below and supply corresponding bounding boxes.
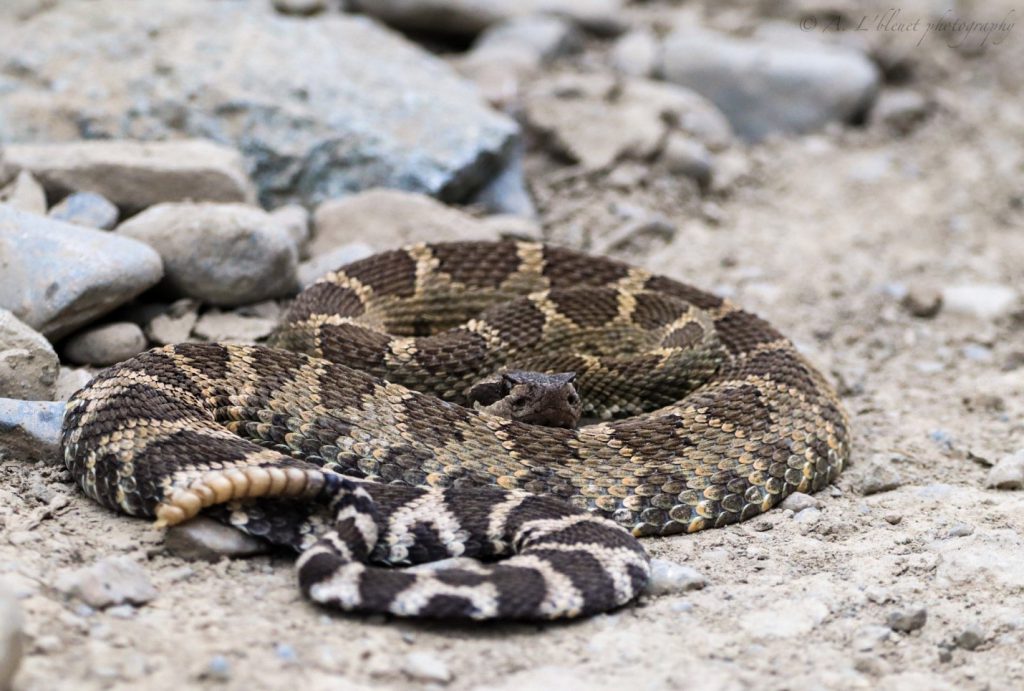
[3,2,1024,690]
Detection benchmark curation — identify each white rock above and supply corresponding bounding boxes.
[986,450,1024,490]
[56,556,157,609]
[645,558,706,595]
[270,205,312,259]
[661,28,879,141]
[63,322,148,366]
[0,170,47,215]
[401,651,452,684]
[942,284,1019,320]
[871,89,930,134]
[779,492,820,513]
[0,585,24,690]
[298,243,375,289]
[660,134,714,187]
[0,308,59,400]
[192,311,278,343]
[611,29,659,78]
[164,516,269,562]
[116,202,298,306]
[740,598,830,638]
[144,299,201,346]
[3,140,256,212]
[0,205,163,338]
[467,147,536,218]
[473,14,580,63]
[54,366,94,401]
[48,191,120,230]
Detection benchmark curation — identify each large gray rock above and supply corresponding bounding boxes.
[0,309,59,400]
[352,0,626,36]
[0,398,65,462]
[3,140,255,213]
[660,28,880,142]
[116,202,298,306]
[0,1,519,207]
[0,205,163,338]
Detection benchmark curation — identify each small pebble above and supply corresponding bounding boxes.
[401,652,452,684]
[852,454,904,495]
[954,625,985,651]
[204,655,232,681]
[944,522,975,538]
[985,450,1024,490]
[793,507,821,524]
[106,604,137,619]
[56,556,157,609]
[887,606,928,633]
[271,0,327,16]
[63,322,148,366]
[962,344,993,362]
[145,299,201,345]
[853,624,892,651]
[780,492,819,513]
[872,89,930,134]
[274,643,298,664]
[645,559,707,596]
[48,191,120,230]
[165,516,269,562]
[884,513,903,525]
[901,288,942,318]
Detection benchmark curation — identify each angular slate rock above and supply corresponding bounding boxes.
[0,205,163,338]
[4,140,255,213]
[0,1,519,207]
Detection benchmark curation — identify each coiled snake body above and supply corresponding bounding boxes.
[61,241,850,620]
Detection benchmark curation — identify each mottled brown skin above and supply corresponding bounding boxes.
[61,241,851,620]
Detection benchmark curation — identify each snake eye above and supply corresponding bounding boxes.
[567,393,580,405]
[511,397,527,409]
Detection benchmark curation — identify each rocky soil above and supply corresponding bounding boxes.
[1,0,1023,689]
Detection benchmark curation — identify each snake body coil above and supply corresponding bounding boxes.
[61,241,850,620]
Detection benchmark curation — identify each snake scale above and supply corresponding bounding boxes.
[61,241,850,620]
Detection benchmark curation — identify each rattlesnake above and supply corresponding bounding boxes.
[61,241,850,620]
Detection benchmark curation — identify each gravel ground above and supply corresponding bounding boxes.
[2,1,1023,689]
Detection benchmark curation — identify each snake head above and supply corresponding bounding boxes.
[468,370,582,429]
